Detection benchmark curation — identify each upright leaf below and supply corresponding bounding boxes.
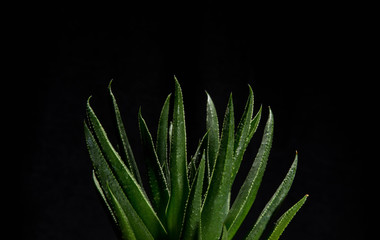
[156,93,172,187]
[268,194,309,240]
[232,85,254,184]
[93,171,117,223]
[86,101,166,238]
[205,92,220,174]
[225,108,273,239]
[166,77,189,239]
[247,105,262,144]
[109,81,143,187]
[168,121,173,152]
[138,110,170,221]
[245,152,299,240]
[181,152,206,240]
[221,225,229,240]
[187,132,208,184]
[84,122,156,239]
[201,94,235,240]
[106,183,137,240]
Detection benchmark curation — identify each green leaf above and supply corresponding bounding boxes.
[84,122,155,239]
[221,225,229,240]
[138,110,170,221]
[181,152,206,240]
[166,77,189,239]
[198,219,203,240]
[201,94,235,240]
[245,152,299,240]
[247,105,262,143]
[225,107,273,239]
[86,101,167,238]
[109,81,143,187]
[187,132,208,184]
[156,93,172,188]
[232,85,254,185]
[106,183,137,240]
[268,194,309,240]
[205,92,220,175]
[168,121,173,151]
[92,171,117,223]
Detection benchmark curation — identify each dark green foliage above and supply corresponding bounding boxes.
[84,77,308,239]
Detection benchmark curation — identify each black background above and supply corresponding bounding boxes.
[16,2,370,239]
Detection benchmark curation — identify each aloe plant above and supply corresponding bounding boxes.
[84,77,308,240]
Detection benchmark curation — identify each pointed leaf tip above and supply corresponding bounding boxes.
[108,79,114,90]
[138,106,142,116]
[174,75,179,83]
[87,95,93,105]
[167,73,188,239]
[225,102,272,239]
[245,152,298,240]
[205,90,216,100]
[247,84,253,93]
[201,92,234,240]
[268,194,309,240]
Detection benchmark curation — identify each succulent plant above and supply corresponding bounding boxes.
[84,77,308,240]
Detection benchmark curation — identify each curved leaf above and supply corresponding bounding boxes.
[232,85,254,184]
[245,152,298,240]
[205,92,220,174]
[109,81,143,188]
[86,101,166,238]
[84,122,155,239]
[187,132,208,184]
[268,194,309,240]
[138,110,170,221]
[106,183,137,240]
[92,171,117,223]
[156,93,172,188]
[85,81,308,240]
[248,105,262,142]
[181,152,206,240]
[225,108,273,239]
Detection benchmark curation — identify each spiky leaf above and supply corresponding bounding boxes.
[225,108,273,239]
[92,171,117,223]
[247,105,262,142]
[188,132,208,184]
[109,81,143,187]
[85,79,308,240]
[84,122,156,239]
[106,183,137,240]
[268,194,309,240]
[205,92,220,174]
[245,153,298,240]
[86,102,166,238]
[138,110,170,220]
[232,85,254,184]
[156,93,172,187]
[181,152,206,240]
[166,76,189,239]
[201,94,234,240]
